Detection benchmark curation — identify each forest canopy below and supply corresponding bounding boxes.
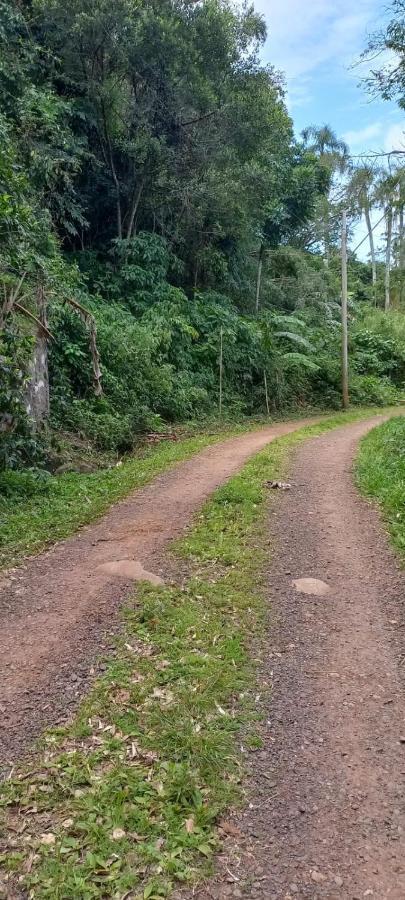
[0,0,404,468]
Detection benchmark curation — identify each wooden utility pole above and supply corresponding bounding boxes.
[341,210,349,410]
[399,201,405,306]
[384,205,393,311]
[219,326,223,419]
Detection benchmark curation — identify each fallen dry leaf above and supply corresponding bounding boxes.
[111,689,131,705]
[152,687,174,706]
[23,852,38,873]
[40,833,56,846]
[185,816,195,834]
[219,820,242,838]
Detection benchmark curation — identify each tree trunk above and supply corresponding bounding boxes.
[126,177,145,239]
[323,210,330,268]
[364,204,376,290]
[26,285,50,427]
[100,101,122,239]
[114,179,122,239]
[255,244,264,314]
[385,206,393,311]
[341,210,349,410]
[219,327,223,418]
[399,205,404,305]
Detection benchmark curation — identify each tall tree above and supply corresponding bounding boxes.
[348,165,380,290]
[376,172,400,311]
[302,125,349,266]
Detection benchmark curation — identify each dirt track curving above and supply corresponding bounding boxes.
[0,419,318,770]
[181,416,405,900]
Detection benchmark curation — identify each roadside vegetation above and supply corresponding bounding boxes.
[0,428,245,569]
[356,415,405,559]
[0,408,393,570]
[0,411,388,900]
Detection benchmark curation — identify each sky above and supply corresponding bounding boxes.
[254,0,405,258]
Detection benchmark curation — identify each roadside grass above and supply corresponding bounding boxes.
[0,407,392,571]
[0,428,250,570]
[0,409,392,899]
[356,414,405,560]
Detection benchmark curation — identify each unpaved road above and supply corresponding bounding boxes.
[0,420,319,769]
[184,416,405,900]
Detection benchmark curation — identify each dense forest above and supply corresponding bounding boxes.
[1,0,404,470]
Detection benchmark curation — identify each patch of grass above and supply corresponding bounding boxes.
[0,408,389,570]
[356,414,405,560]
[0,428,251,570]
[0,409,391,899]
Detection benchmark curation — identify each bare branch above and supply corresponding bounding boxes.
[66,298,102,397]
[14,303,54,339]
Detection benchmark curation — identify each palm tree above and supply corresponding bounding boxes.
[375,172,400,311]
[348,164,380,291]
[302,125,349,266]
[394,167,405,304]
[302,124,349,175]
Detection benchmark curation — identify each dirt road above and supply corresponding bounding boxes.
[3,413,405,899]
[186,416,405,900]
[0,419,319,769]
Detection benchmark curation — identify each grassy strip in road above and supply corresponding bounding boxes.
[0,428,250,570]
[356,414,405,560]
[0,410,389,899]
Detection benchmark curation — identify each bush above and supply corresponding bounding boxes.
[59,399,164,452]
[0,468,51,502]
[350,374,402,406]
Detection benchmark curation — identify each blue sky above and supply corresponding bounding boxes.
[254,0,405,257]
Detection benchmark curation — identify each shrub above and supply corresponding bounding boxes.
[0,468,51,502]
[59,399,164,452]
[350,374,402,406]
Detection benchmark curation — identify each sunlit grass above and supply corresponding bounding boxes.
[356,415,405,560]
[0,430,244,570]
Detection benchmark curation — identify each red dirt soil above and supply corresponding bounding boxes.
[0,420,318,771]
[180,416,405,900]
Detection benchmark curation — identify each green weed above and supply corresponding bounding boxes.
[356,414,405,559]
[0,430,246,570]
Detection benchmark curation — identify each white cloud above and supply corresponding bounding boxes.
[343,122,382,145]
[384,123,405,153]
[255,0,380,79]
[254,0,390,113]
[252,0,401,158]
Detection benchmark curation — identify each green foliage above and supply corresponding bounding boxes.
[363,1,405,109]
[0,467,51,499]
[0,430,244,569]
[356,416,405,557]
[350,374,401,406]
[0,0,403,466]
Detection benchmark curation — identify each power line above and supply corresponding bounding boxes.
[351,212,386,255]
[348,151,405,160]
